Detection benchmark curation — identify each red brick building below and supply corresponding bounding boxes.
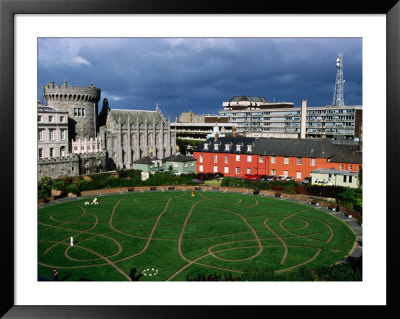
[193,136,361,181]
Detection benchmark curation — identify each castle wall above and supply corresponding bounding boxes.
[38,156,80,180]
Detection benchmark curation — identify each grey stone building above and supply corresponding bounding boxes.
[38,81,176,179]
[99,103,176,169]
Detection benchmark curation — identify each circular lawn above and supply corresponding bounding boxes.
[38,191,355,281]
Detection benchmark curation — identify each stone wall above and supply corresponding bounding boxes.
[38,152,107,180]
[79,152,107,175]
[38,156,80,180]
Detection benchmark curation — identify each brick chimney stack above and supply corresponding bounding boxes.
[214,132,219,141]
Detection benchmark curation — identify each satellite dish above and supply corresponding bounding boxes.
[336,63,340,67]
[337,58,340,62]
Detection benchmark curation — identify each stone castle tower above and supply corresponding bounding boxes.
[43,81,101,140]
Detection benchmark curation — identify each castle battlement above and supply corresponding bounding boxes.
[38,155,80,164]
[43,81,101,103]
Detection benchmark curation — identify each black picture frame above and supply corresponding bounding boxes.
[1,0,399,318]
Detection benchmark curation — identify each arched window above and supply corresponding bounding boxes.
[140,133,144,145]
[131,134,136,148]
[148,133,153,146]
[122,134,127,149]
[156,133,160,146]
[60,146,66,157]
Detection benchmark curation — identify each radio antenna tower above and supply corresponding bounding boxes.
[332,53,345,106]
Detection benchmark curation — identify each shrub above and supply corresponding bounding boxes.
[66,184,80,195]
[38,176,53,199]
[294,185,308,194]
[337,188,362,213]
[52,180,64,191]
[305,185,345,198]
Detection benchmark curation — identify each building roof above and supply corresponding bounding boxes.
[162,153,196,163]
[132,156,158,165]
[228,96,269,103]
[193,136,362,163]
[193,137,256,155]
[109,109,165,124]
[38,105,68,113]
[311,168,359,176]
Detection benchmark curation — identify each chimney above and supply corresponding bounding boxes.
[300,99,307,139]
[214,132,219,141]
[243,130,246,137]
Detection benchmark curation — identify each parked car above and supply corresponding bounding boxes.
[259,175,269,181]
[277,175,287,181]
[285,176,294,182]
[243,174,252,180]
[314,179,333,186]
[214,172,224,180]
[267,175,277,181]
[250,174,262,181]
[302,177,311,184]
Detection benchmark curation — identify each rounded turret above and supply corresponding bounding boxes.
[43,81,101,140]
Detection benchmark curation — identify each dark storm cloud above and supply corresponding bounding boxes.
[38,38,362,120]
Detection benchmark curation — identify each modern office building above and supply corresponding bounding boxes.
[171,113,236,155]
[219,96,362,140]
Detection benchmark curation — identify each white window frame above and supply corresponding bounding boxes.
[340,164,344,170]
[61,130,66,141]
[49,129,55,141]
[214,154,218,163]
[50,148,54,158]
[38,129,44,141]
[247,168,251,174]
[296,171,302,179]
[204,144,209,150]
[247,155,252,162]
[297,157,302,165]
[271,156,276,164]
[311,158,316,166]
[48,115,53,122]
[247,145,252,152]
[38,148,43,158]
[284,157,289,164]
[225,144,230,151]
[199,165,204,172]
[271,169,276,176]
[349,165,353,170]
[259,156,264,163]
[199,154,203,163]
[184,163,188,168]
[224,166,229,174]
[236,154,240,162]
[283,170,288,177]
[213,165,218,173]
[191,162,194,167]
[225,155,228,164]
[235,167,240,174]
[236,145,241,151]
[173,162,178,168]
[214,144,219,150]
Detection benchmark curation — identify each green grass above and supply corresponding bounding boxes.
[38,191,355,281]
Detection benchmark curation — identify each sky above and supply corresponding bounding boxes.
[38,38,362,121]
